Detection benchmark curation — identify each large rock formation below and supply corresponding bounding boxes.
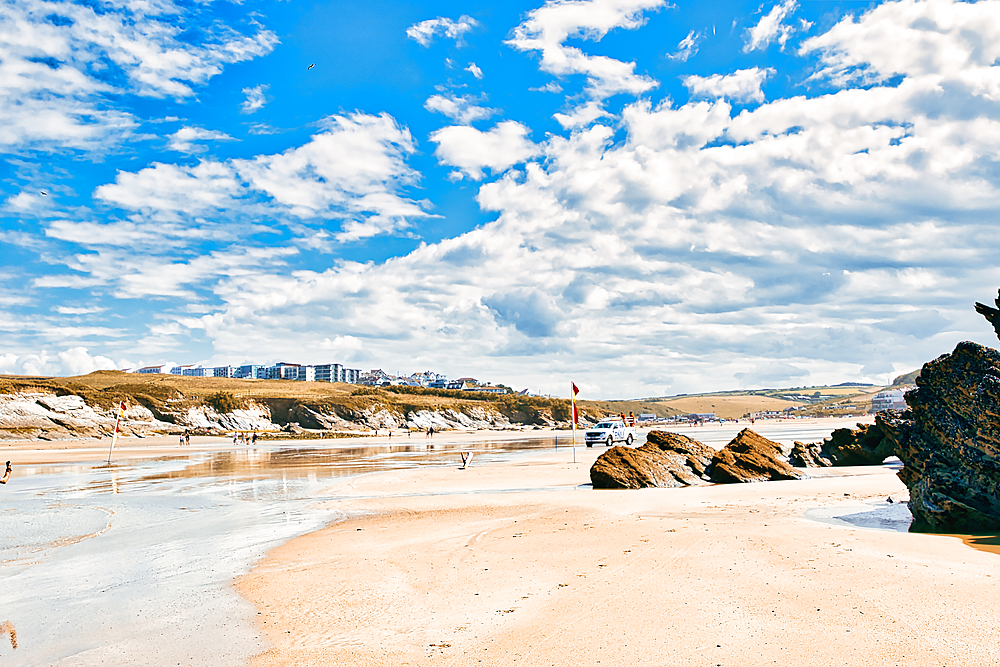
[590,428,804,488]
[710,428,806,483]
[879,340,1000,531]
[590,431,714,489]
[975,289,1000,341]
[789,421,895,467]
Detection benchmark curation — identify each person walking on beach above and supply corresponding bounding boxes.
[251,432,257,446]
[1,461,11,484]
[185,432,190,446]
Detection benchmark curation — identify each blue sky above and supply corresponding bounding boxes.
[2,0,1000,398]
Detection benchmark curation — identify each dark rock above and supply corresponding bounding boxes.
[790,422,895,467]
[975,289,1000,341]
[879,340,1000,532]
[789,441,833,467]
[590,431,714,489]
[710,428,806,483]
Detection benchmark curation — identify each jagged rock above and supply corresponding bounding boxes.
[590,431,714,489]
[879,340,1000,531]
[975,289,1000,341]
[789,441,833,467]
[710,428,807,483]
[789,422,895,467]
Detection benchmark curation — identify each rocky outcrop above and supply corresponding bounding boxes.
[710,428,806,483]
[975,289,1000,341]
[879,340,1000,531]
[0,393,179,440]
[591,428,803,488]
[789,422,895,467]
[590,431,714,489]
[789,441,833,467]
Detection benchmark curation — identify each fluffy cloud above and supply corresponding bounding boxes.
[465,63,484,79]
[0,0,277,151]
[406,15,479,47]
[506,0,665,103]
[167,126,236,154]
[430,121,540,180]
[683,67,773,103]
[241,84,269,114]
[92,113,430,240]
[424,94,496,124]
[744,0,800,52]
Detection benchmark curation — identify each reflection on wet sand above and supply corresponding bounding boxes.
[128,437,564,487]
[1,621,16,650]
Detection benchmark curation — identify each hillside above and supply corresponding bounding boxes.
[0,371,590,441]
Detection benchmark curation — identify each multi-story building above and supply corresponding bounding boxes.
[264,363,300,380]
[871,389,907,412]
[213,366,236,378]
[296,365,316,382]
[182,366,211,377]
[136,365,169,374]
[235,364,265,379]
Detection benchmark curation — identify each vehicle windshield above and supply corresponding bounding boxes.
[595,422,616,429]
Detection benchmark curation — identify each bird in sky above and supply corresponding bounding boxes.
[307,63,315,70]
[40,191,47,196]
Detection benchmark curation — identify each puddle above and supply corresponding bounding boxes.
[804,501,914,533]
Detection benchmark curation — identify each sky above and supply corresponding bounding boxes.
[2,0,1000,398]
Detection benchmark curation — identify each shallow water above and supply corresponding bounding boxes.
[0,436,565,666]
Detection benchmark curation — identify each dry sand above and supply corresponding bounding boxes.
[237,445,1000,666]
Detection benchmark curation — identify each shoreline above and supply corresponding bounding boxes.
[236,433,1000,667]
[0,415,872,465]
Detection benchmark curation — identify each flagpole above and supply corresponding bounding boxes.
[107,401,124,465]
[571,382,576,463]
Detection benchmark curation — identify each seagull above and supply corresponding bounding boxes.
[307,63,315,70]
[40,191,47,196]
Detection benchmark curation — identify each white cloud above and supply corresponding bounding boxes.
[744,0,800,52]
[430,121,540,180]
[465,62,483,79]
[241,84,269,114]
[0,0,277,151]
[667,30,702,62]
[801,0,1000,88]
[506,0,665,101]
[424,94,496,124]
[406,15,479,47]
[92,113,430,240]
[683,67,773,103]
[167,126,236,153]
[58,346,117,375]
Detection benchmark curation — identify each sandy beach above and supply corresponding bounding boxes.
[237,426,1000,667]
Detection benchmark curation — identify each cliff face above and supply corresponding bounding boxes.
[879,341,1000,531]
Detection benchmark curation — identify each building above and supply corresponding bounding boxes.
[213,366,235,378]
[235,364,264,379]
[265,363,300,380]
[296,365,316,382]
[313,363,341,383]
[181,366,211,377]
[871,389,907,412]
[136,365,169,374]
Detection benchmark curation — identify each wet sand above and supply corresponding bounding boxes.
[238,429,1000,666]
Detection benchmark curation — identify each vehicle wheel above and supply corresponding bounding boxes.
[605,436,613,447]
[586,443,593,448]
[626,434,634,446]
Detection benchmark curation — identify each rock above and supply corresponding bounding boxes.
[789,441,833,467]
[789,422,895,467]
[590,431,714,489]
[975,289,1000,341]
[879,340,1000,531]
[710,428,806,483]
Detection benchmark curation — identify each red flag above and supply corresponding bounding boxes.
[572,402,579,424]
[571,383,579,396]
[115,401,125,434]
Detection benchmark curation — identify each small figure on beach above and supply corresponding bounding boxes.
[252,432,257,445]
[179,434,184,446]
[185,432,191,446]
[1,461,11,484]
